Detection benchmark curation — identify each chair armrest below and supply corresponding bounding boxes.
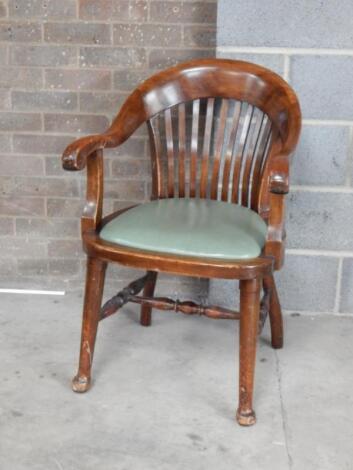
[265,153,290,269]
[62,133,118,171]
[268,154,289,195]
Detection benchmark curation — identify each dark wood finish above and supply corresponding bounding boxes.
[62,58,301,426]
[72,257,106,393]
[140,271,158,326]
[263,274,284,349]
[100,273,149,320]
[237,278,261,425]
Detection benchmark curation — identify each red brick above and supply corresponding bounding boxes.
[44,113,109,134]
[79,0,147,22]
[49,259,81,276]
[10,45,77,67]
[183,25,217,47]
[0,239,47,258]
[0,197,45,216]
[16,218,79,238]
[0,22,42,42]
[0,2,6,16]
[149,48,212,68]
[0,135,11,152]
[17,258,48,276]
[0,112,41,131]
[0,176,79,197]
[45,68,111,90]
[9,0,76,19]
[104,179,145,200]
[80,46,146,68]
[113,70,150,91]
[0,45,6,64]
[0,259,17,276]
[0,218,15,236]
[48,240,82,258]
[0,155,44,176]
[13,134,75,154]
[150,2,217,24]
[113,24,182,47]
[12,91,78,111]
[44,22,111,45]
[111,158,150,178]
[47,198,83,217]
[0,90,11,110]
[0,67,43,89]
[79,92,126,114]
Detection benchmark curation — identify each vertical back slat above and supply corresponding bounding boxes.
[221,101,242,202]
[147,117,164,199]
[231,105,254,203]
[210,99,228,199]
[178,103,186,197]
[241,111,264,206]
[200,98,215,198]
[164,107,174,197]
[250,119,273,210]
[190,99,200,197]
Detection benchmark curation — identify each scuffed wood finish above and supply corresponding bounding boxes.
[263,274,284,349]
[237,278,261,426]
[72,257,106,393]
[100,273,149,320]
[62,58,301,426]
[140,271,158,326]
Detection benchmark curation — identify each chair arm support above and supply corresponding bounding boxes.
[62,133,119,171]
[264,154,290,269]
[269,172,289,195]
[268,154,290,195]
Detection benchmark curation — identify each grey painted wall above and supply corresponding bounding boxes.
[214,0,353,314]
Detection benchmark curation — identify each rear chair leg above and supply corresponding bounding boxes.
[236,278,261,426]
[140,271,158,326]
[72,257,106,393]
[263,274,283,349]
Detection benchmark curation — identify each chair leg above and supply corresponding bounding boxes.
[72,257,106,393]
[140,271,158,326]
[263,274,283,349]
[236,278,261,426]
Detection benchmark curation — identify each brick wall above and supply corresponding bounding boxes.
[0,0,216,293]
[212,0,353,314]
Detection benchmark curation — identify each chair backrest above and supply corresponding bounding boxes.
[110,58,301,212]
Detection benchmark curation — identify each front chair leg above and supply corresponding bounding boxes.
[263,274,283,349]
[140,271,158,326]
[236,278,261,426]
[72,257,106,393]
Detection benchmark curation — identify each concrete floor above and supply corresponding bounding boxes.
[1,291,353,470]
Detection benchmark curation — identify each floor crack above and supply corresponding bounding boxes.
[275,349,293,470]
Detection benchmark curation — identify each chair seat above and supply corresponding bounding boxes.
[99,198,267,260]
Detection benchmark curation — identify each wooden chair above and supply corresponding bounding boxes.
[62,59,301,426]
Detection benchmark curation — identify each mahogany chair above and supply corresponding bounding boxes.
[62,58,301,426]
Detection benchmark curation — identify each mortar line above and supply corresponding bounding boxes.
[218,46,353,56]
[303,119,353,126]
[283,55,290,81]
[286,248,353,257]
[275,350,293,470]
[291,185,353,192]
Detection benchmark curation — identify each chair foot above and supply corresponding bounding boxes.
[236,408,256,426]
[72,375,91,393]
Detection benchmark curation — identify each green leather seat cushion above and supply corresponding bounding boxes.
[99,198,267,260]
